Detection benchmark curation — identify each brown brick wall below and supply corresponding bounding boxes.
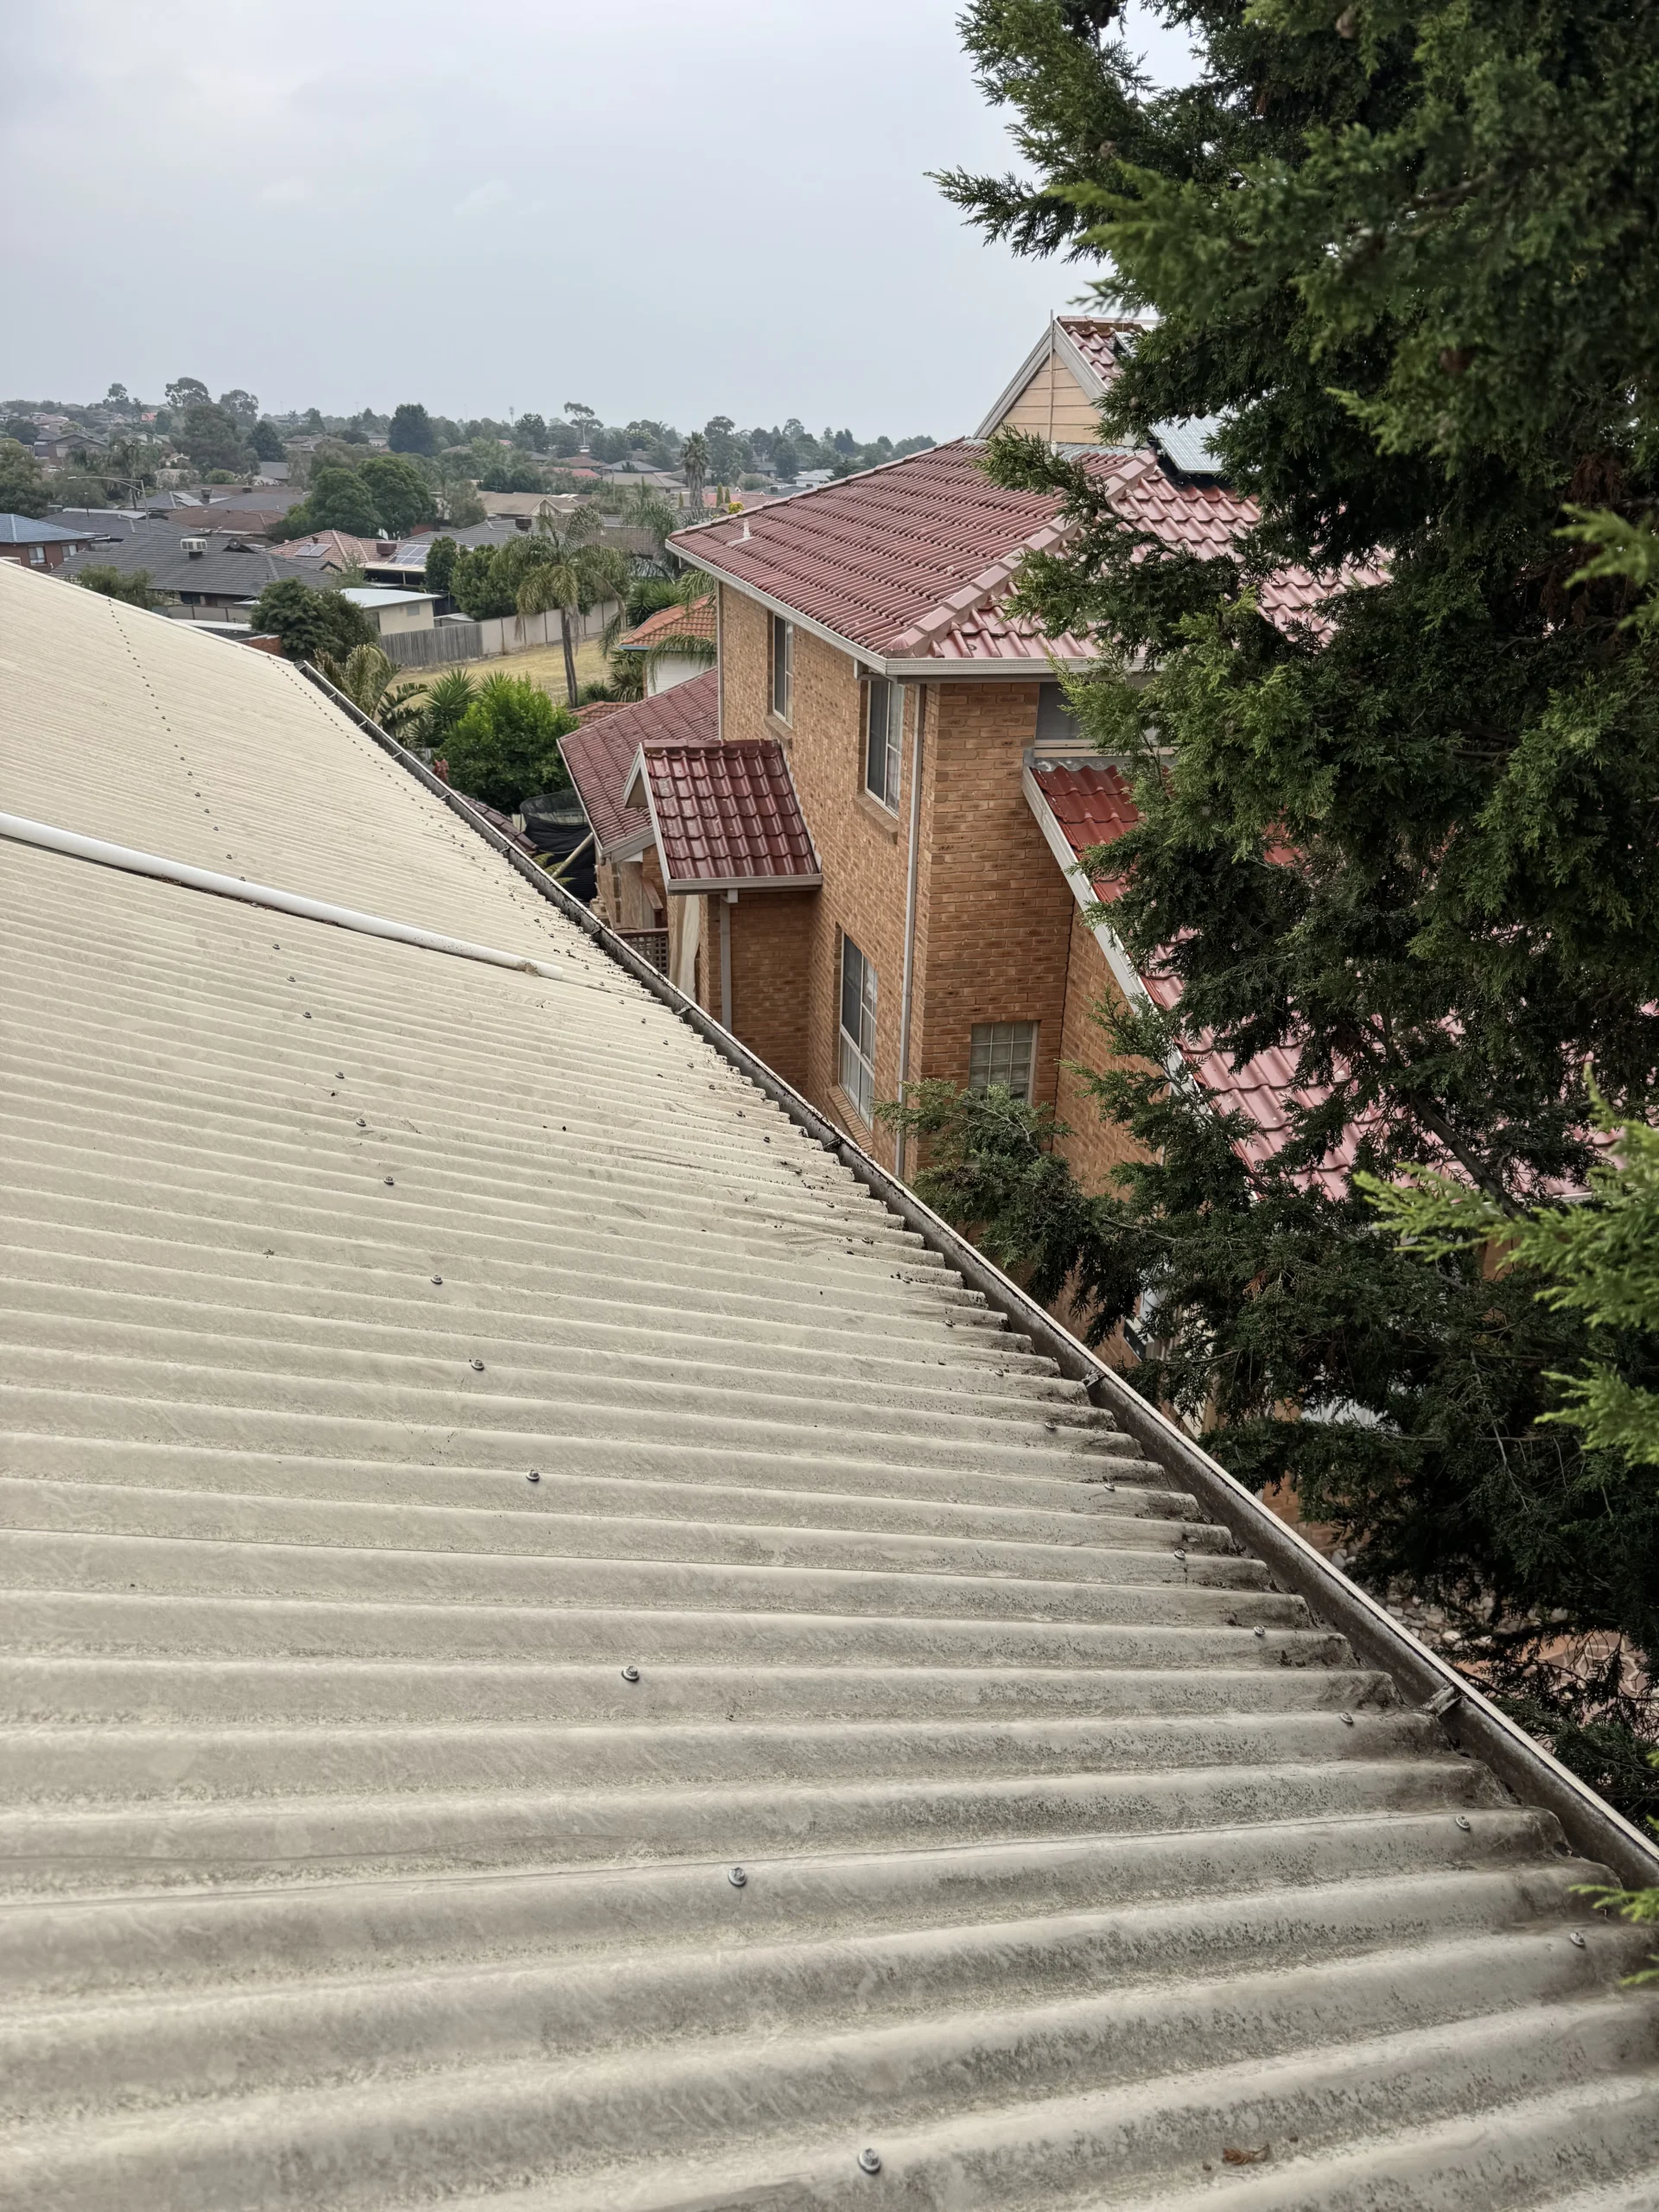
[713,590,1084,1172]
[727,889,817,1091]
[912,682,1076,1116]
[1052,905,1154,1197]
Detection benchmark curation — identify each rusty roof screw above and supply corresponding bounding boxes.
[857,2148,882,2176]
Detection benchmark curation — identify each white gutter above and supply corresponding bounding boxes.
[0,811,563,981]
[893,684,927,1184]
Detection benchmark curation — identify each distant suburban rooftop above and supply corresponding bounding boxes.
[0,513,92,545]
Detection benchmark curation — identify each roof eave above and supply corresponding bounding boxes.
[662,869,823,895]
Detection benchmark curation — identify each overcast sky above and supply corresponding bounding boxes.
[2,1,1193,437]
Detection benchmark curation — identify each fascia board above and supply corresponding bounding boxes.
[1050,320,1113,404]
[621,745,652,821]
[604,824,654,864]
[1023,762,1148,1013]
[669,555,880,676]
[972,327,1058,441]
[663,870,823,895]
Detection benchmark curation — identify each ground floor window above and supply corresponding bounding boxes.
[838,932,878,1122]
[968,1020,1037,1102]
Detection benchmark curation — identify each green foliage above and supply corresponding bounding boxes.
[0,438,50,518]
[419,668,479,749]
[442,675,575,811]
[423,536,458,601]
[270,455,435,542]
[475,451,547,494]
[178,401,251,475]
[314,643,427,735]
[387,403,435,456]
[915,0,1659,1816]
[1362,1092,1659,1467]
[249,419,286,462]
[75,566,163,609]
[248,578,375,661]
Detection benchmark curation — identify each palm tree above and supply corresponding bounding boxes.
[315,642,427,735]
[515,505,633,706]
[679,431,709,513]
[641,572,717,689]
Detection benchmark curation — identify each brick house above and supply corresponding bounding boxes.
[562,320,1348,1195]
[0,514,96,571]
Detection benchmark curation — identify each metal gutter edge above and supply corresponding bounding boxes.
[303,660,1659,1892]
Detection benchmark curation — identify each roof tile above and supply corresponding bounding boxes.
[558,669,719,853]
[642,740,821,890]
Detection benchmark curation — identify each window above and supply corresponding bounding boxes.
[1035,681,1082,750]
[838,933,878,1122]
[771,613,792,721]
[864,678,903,810]
[969,1021,1038,1102]
[29,545,45,565]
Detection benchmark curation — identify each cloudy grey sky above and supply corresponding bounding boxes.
[2,1,1192,437]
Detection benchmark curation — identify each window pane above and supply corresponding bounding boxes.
[839,934,877,1122]
[772,615,791,717]
[865,680,890,802]
[968,1021,1037,1102]
[886,683,904,808]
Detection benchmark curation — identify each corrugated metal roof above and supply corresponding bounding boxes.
[3,561,1656,2205]
[640,739,822,890]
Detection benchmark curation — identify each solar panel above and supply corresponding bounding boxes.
[1151,415,1225,476]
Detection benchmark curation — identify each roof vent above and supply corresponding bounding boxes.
[181,537,207,556]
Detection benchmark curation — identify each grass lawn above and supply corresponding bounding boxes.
[395,637,612,707]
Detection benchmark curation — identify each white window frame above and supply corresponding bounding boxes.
[863,677,903,811]
[838,932,878,1123]
[968,1020,1038,1103]
[770,613,793,722]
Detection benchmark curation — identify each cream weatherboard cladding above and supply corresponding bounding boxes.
[1,563,1658,2209]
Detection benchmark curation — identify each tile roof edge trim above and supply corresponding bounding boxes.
[301,656,1659,1895]
[0,808,565,982]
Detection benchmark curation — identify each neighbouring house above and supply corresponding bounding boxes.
[0,514,97,570]
[56,524,336,617]
[646,317,1348,1198]
[338,585,438,639]
[612,595,716,696]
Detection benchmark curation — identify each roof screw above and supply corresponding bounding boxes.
[526,1471,540,1484]
[384,1177,395,1186]
[1254,1626,1267,1639]
[469,1358,485,1372]
[620,1663,640,1683]
[302,1011,312,1019]
[857,2149,883,2177]
[357,1118,367,1128]
[1455,1815,1473,1832]
[430,1275,443,1286]
[1173,1548,1186,1562]
[728,1865,747,1888]
[1339,1712,1356,1727]
[1569,1929,1588,1948]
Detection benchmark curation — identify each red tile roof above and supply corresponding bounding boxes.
[639,741,821,893]
[617,598,717,652]
[672,442,1355,671]
[1029,759,1353,1196]
[1056,316,1139,387]
[558,669,718,855]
